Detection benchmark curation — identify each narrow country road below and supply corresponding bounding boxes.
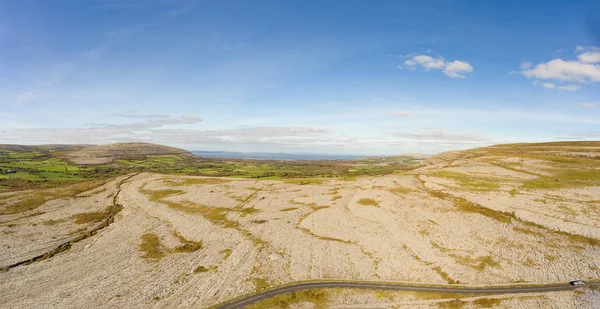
[212,280,597,309]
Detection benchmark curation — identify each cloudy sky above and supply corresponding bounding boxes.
[1,0,599,155]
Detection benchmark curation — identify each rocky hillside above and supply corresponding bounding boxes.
[62,142,193,165]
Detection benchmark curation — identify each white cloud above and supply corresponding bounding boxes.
[558,84,580,91]
[577,51,600,64]
[517,47,600,90]
[395,111,413,117]
[533,81,557,89]
[443,61,474,78]
[412,55,446,69]
[578,102,600,108]
[533,81,580,91]
[521,59,600,82]
[541,82,557,89]
[392,128,489,142]
[400,54,473,79]
[520,61,533,69]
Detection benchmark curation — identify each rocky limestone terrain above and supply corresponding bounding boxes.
[1,142,599,308]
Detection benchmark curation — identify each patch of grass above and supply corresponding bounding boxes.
[67,227,87,235]
[193,265,216,273]
[140,185,267,246]
[544,254,556,262]
[220,249,233,261]
[239,206,261,217]
[307,203,329,211]
[280,207,298,212]
[283,178,325,185]
[432,171,500,192]
[42,218,68,226]
[522,168,600,189]
[357,198,379,207]
[139,233,164,261]
[251,220,268,224]
[246,288,329,309]
[71,208,111,224]
[437,298,466,308]
[299,227,352,244]
[251,277,271,291]
[172,231,203,253]
[432,266,459,284]
[388,186,415,194]
[181,178,231,185]
[331,195,342,201]
[193,266,210,273]
[0,180,105,215]
[523,257,536,267]
[449,254,500,272]
[473,297,502,307]
[430,190,513,224]
[513,226,544,237]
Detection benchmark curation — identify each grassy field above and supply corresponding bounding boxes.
[0,145,421,192]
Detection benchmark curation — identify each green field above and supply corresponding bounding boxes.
[0,146,422,191]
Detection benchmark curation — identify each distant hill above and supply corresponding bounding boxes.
[424,141,600,165]
[0,144,90,153]
[62,142,193,165]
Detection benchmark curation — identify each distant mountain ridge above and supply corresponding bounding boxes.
[192,151,365,161]
[62,142,192,165]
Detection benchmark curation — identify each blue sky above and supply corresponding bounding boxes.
[1,0,599,155]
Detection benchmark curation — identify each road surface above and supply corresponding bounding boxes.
[213,280,596,309]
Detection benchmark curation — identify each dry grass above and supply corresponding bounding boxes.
[432,266,459,284]
[472,297,502,307]
[220,249,233,261]
[181,178,230,185]
[388,186,415,194]
[246,288,329,309]
[251,277,271,291]
[513,226,544,237]
[432,171,500,192]
[0,180,105,215]
[71,208,111,225]
[193,265,216,273]
[449,254,499,271]
[139,233,164,261]
[193,266,210,273]
[357,198,379,207]
[140,185,268,246]
[172,231,203,253]
[283,179,325,185]
[436,298,466,308]
[299,227,352,244]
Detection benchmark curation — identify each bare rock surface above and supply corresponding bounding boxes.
[1,142,599,308]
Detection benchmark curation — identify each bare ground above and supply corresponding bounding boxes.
[1,147,599,308]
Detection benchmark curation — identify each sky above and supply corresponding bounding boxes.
[1,0,599,155]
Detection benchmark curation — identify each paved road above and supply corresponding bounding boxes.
[213,280,596,309]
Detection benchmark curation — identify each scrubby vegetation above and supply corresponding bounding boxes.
[139,233,164,261]
[246,288,330,309]
[357,198,379,207]
[431,171,500,191]
[0,180,106,215]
